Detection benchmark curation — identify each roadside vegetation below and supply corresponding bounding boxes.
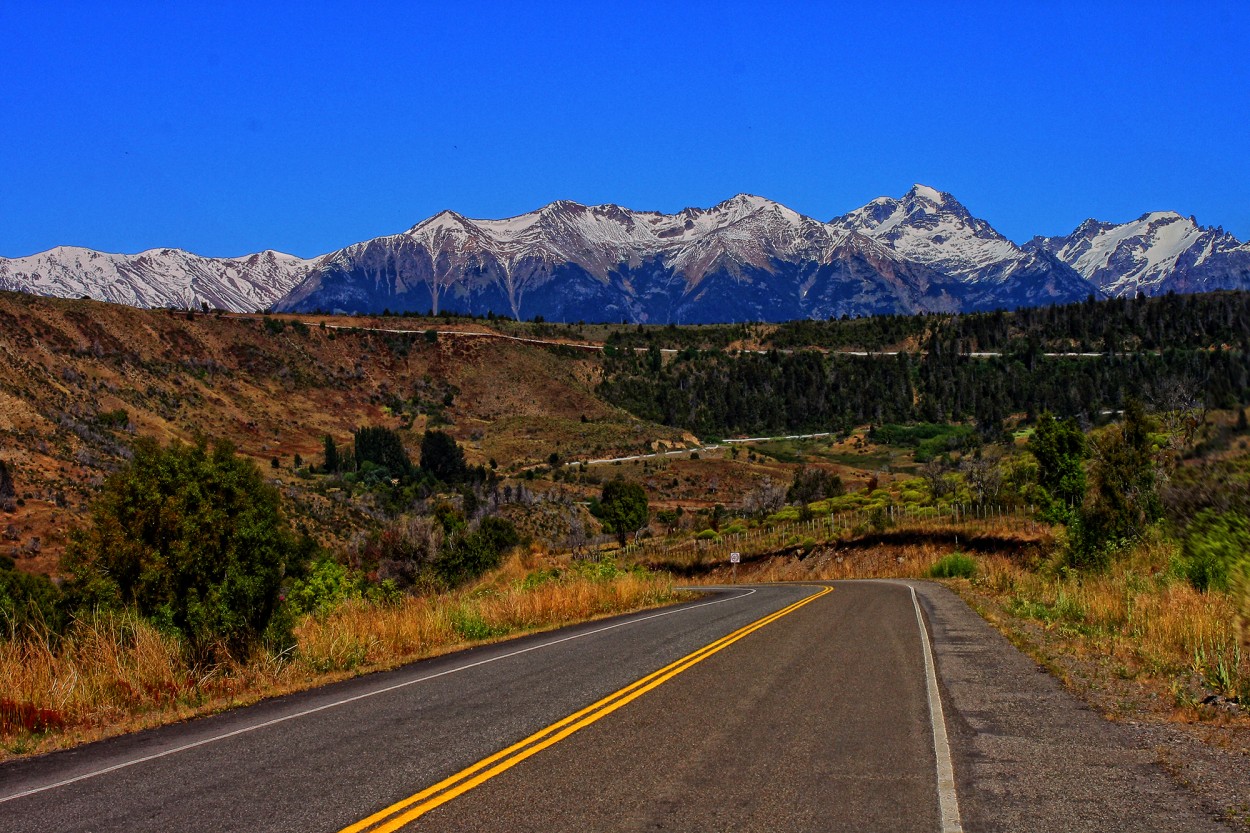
[624,402,1250,728]
[3,289,1250,767]
[0,435,673,759]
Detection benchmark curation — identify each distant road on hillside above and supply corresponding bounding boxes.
[0,582,1221,832]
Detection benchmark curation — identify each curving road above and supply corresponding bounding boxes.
[0,582,1226,832]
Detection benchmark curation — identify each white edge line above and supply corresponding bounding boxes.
[908,583,964,833]
[0,588,758,805]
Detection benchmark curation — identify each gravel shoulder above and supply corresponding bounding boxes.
[919,580,1250,831]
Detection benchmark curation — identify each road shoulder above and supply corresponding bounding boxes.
[911,580,1235,832]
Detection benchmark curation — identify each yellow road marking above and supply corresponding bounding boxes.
[340,585,832,833]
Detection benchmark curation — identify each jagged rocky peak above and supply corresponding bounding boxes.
[668,194,791,227]
[712,193,782,213]
[834,184,1019,278]
[1030,209,1248,296]
[409,209,481,236]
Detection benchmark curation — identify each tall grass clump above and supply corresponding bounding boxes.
[929,552,977,579]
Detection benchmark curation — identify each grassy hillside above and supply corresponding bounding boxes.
[0,292,690,572]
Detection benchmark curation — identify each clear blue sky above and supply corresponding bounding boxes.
[3,1,1247,258]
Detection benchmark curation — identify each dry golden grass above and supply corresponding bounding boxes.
[938,536,1248,716]
[2,611,192,732]
[674,522,1246,721]
[295,555,673,673]
[0,552,675,760]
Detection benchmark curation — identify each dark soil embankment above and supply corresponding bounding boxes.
[649,526,1055,580]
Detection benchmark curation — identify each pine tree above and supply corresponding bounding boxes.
[323,435,340,474]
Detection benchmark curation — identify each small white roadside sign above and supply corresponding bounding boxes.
[730,552,741,564]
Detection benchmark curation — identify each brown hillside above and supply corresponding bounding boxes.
[0,292,688,573]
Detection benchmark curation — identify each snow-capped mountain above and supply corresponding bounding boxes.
[276,194,1040,322]
[0,247,315,312]
[832,185,1097,309]
[6,187,1246,322]
[1026,212,1250,297]
[833,184,1019,279]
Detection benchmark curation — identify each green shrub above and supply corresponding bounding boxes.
[62,438,298,663]
[94,408,130,429]
[787,466,845,505]
[0,555,64,636]
[870,423,974,462]
[593,479,649,546]
[450,606,507,640]
[1182,510,1250,593]
[769,506,800,523]
[519,568,563,591]
[1069,401,1160,570]
[573,560,644,582]
[435,517,521,588]
[929,552,977,579]
[286,557,355,617]
[0,459,14,512]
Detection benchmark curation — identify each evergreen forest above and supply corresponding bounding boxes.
[598,292,1250,437]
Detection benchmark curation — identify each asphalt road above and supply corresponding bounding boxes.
[0,582,1229,832]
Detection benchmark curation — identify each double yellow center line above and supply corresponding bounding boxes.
[339,584,832,832]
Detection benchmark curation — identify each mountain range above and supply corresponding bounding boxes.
[3,186,1247,323]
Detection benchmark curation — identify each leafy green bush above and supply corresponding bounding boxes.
[1181,510,1250,593]
[593,479,649,545]
[1070,401,1160,570]
[62,438,298,663]
[929,552,977,579]
[769,506,801,523]
[572,560,645,582]
[518,568,563,591]
[286,557,355,617]
[867,504,891,533]
[435,517,521,588]
[0,555,64,636]
[94,408,130,429]
[0,458,15,512]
